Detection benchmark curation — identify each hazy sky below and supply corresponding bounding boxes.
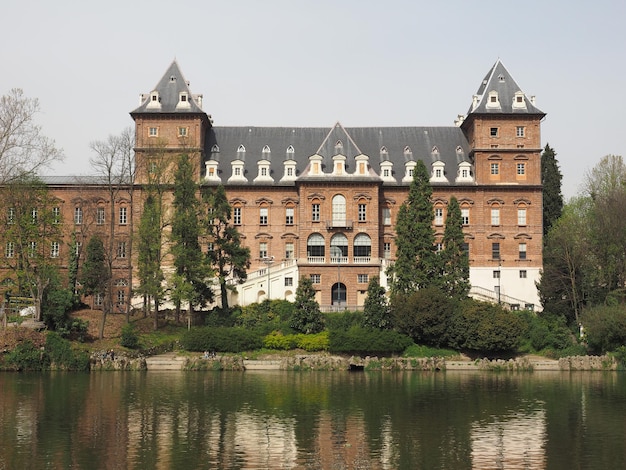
[3,1,625,199]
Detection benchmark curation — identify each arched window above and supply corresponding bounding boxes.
[353,233,371,260]
[332,194,346,225]
[307,233,325,258]
[330,233,348,259]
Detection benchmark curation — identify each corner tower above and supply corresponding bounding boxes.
[460,60,545,186]
[131,61,211,184]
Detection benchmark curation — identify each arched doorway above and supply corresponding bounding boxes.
[331,283,346,306]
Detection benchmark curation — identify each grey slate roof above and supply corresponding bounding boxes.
[205,124,470,185]
[467,60,545,116]
[131,60,204,115]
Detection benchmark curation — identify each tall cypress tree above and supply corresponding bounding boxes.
[441,197,470,300]
[541,144,564,237]
[170,154,210,322]
[388,160,438,295]
[291,276,324,334]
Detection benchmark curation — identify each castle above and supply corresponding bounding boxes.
[36,59,545,311]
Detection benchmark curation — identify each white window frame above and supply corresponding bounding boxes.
[435,207,444,225]
[357,274,369,283]
[50,241,60,258]
[118,241,127,259]
[97,207,105,225]
[358,203,366,222]
[516,126,525,137]
[490,163,499,175]
[233,207,241,225]
[5,242,14,258]
[310,274,321,284]
[259,207,268,225]
[491,208,500,226]
[285,242,294,259]
[518,208,527,226]
[74,207,83,225]
[312,203,320,222]
[461,208,470,225]
[285,207,294,225]
[519,243,527,260]
[119,207,127,225]
[517,163,526,175]
[259,242,268,259]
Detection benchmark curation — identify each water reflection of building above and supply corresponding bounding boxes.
[470,409,547,469]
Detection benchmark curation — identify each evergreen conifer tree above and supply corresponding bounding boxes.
[541,144,564,237]
[441,197,470,300]
[291,276,324,334]
[388,160,438,295]
[362,276,391,329]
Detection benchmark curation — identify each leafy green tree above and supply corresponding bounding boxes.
[291,276,324,334]
[391,287,458,347]
[362,276,391,329]
[202,185,250,310]
[449,300,525,354]
[388,160,438,295]
[170,154,212,322]
[0,176,63,321]
[541,144,563,237]
[137,194,164,329]
[581,304,626,354]
[538,198,595,325]
[440,197,470,300]
[80,235,110,331]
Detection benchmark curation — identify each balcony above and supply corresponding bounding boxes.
[329,256,349,264]
[307,256,326,264]
[353,256,371,264]
[326,219,353,230]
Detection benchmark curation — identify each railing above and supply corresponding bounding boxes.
[352,256,371,264]
[307,256,326,264]
[320,305,363,313]
[326,220,353,230]
[329,256,349,264]
[469,286,535,311]
[246,259,296,281]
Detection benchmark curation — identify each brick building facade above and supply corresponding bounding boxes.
[2,59,545,311]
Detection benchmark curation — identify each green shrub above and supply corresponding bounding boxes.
[45,332,91,371]
[403,344,458,358]
[295,331,329,351]
[449,300,524,354]
[329,327,412,354]
[325,311,363,331]
[263,331,298,350]
[6,340,50,371]
[581,305,626,354]
[181,327,263,353]
[120,323,140,349]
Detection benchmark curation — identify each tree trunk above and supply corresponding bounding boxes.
[153,297,159,331]
[220,280,229,311]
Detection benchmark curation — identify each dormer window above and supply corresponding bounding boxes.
[335,140,343,154]
[513,91,527,109]
[486,91,500,109]
[380,146,388,160]
[147,91,161,109]
[403,146,412,159]
[286,145,295,159]
[237,145,246,160]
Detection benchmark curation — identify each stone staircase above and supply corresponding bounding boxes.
[145,352,187,370]
[243,360,282,370]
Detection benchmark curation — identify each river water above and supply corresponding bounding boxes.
[0,370,624,469]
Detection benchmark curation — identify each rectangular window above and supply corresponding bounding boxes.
[490,127,498,137]
[520,270,527,279]
[119,207,127,225]
[52,207,61,224]
[207,242,214,252]
[97,207,105,225]
[358,204,366,222]
[259,242,267,259]
[233,207,241,225]
[492,242,500,260]
[149,127,158,137]
[149,162,157,174]
[7,207,15,224]
[75,241,82,257]
[259,207,268,225]
[461,208,470,225]
[5,242,14,258]
[519,243,527,260]
[491,208,500,225]
[117,290,126,306]
[518,208,527,225]
[383,242,391,259]
[310,274,321,284]
[178,127,188,137]
[490,163,499,175]
[462,242,470,256]
[285,242,294,259]
[436,242,443,252]
[357,274,369,283]
[493,270,500,279]
[312,203,320,222]
[118,241,127,259]
[74,207,83,225]
[284,277,293,287]
[382,207,391,225]
[516,126,525,137]
[50,241,60,258]
[435,208,444,225]
[94,293,103,306]
[285,207,294,225]
[517,163,526,175]
[28,241,37,258]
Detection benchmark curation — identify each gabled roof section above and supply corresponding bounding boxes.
[131,60,206,115]
[316,122,363,159]
[467,60,545,116]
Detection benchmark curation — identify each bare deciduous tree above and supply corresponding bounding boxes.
[0,88,63,182]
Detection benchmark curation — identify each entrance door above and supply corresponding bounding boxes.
[331,283,347,306]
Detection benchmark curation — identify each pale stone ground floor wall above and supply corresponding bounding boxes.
[222,262,541,311]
